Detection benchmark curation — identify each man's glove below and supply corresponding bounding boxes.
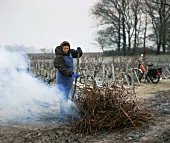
[77,47,82,53]
[72,73,79,78]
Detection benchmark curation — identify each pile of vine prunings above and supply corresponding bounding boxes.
[71,85,152,135]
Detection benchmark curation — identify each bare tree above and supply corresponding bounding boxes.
[126,0,134,52]
[143,13,148,57]
[91,0,146,56]
[94,29,115,52]
[130,0,143,55]
[145,0,170,54]
[91,0,128,54]
[90,0,169,56]
[167,20,170,50]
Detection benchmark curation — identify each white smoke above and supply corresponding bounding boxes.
[2,44,42,53]
[0,48,62,123]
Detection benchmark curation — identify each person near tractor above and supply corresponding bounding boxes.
[54,41,82,115]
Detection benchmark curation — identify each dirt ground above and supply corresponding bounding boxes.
[135,78,170,99]
[0,79,170,143]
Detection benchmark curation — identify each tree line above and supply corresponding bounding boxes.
[90,0,170,56]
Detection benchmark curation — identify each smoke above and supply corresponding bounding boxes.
[1,44,42,53]
[0,47,64,124]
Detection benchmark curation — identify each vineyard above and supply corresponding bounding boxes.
[29,54,170,89]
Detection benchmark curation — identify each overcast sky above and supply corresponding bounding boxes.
[0,0,100,53]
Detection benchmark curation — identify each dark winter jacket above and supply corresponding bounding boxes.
[53,46,82,77]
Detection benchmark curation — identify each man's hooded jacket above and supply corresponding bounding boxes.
[54,46,82,76]
[53,45,82,98]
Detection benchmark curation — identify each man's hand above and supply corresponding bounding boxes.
[72,73,79,78]
[77,47,82,53]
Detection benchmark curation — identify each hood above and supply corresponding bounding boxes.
[55,46,70,56]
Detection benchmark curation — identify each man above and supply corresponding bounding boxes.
[54,41,82,115]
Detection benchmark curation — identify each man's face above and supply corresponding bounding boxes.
[62,45,69,54]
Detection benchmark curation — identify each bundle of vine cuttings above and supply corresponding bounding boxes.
[71,85,152,135]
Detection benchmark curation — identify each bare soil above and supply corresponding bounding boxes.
[135,78,170,99]
[0,79,170,143]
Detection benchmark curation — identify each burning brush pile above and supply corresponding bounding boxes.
[71,85,152,135]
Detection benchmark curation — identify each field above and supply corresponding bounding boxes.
[0,54,170,143]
